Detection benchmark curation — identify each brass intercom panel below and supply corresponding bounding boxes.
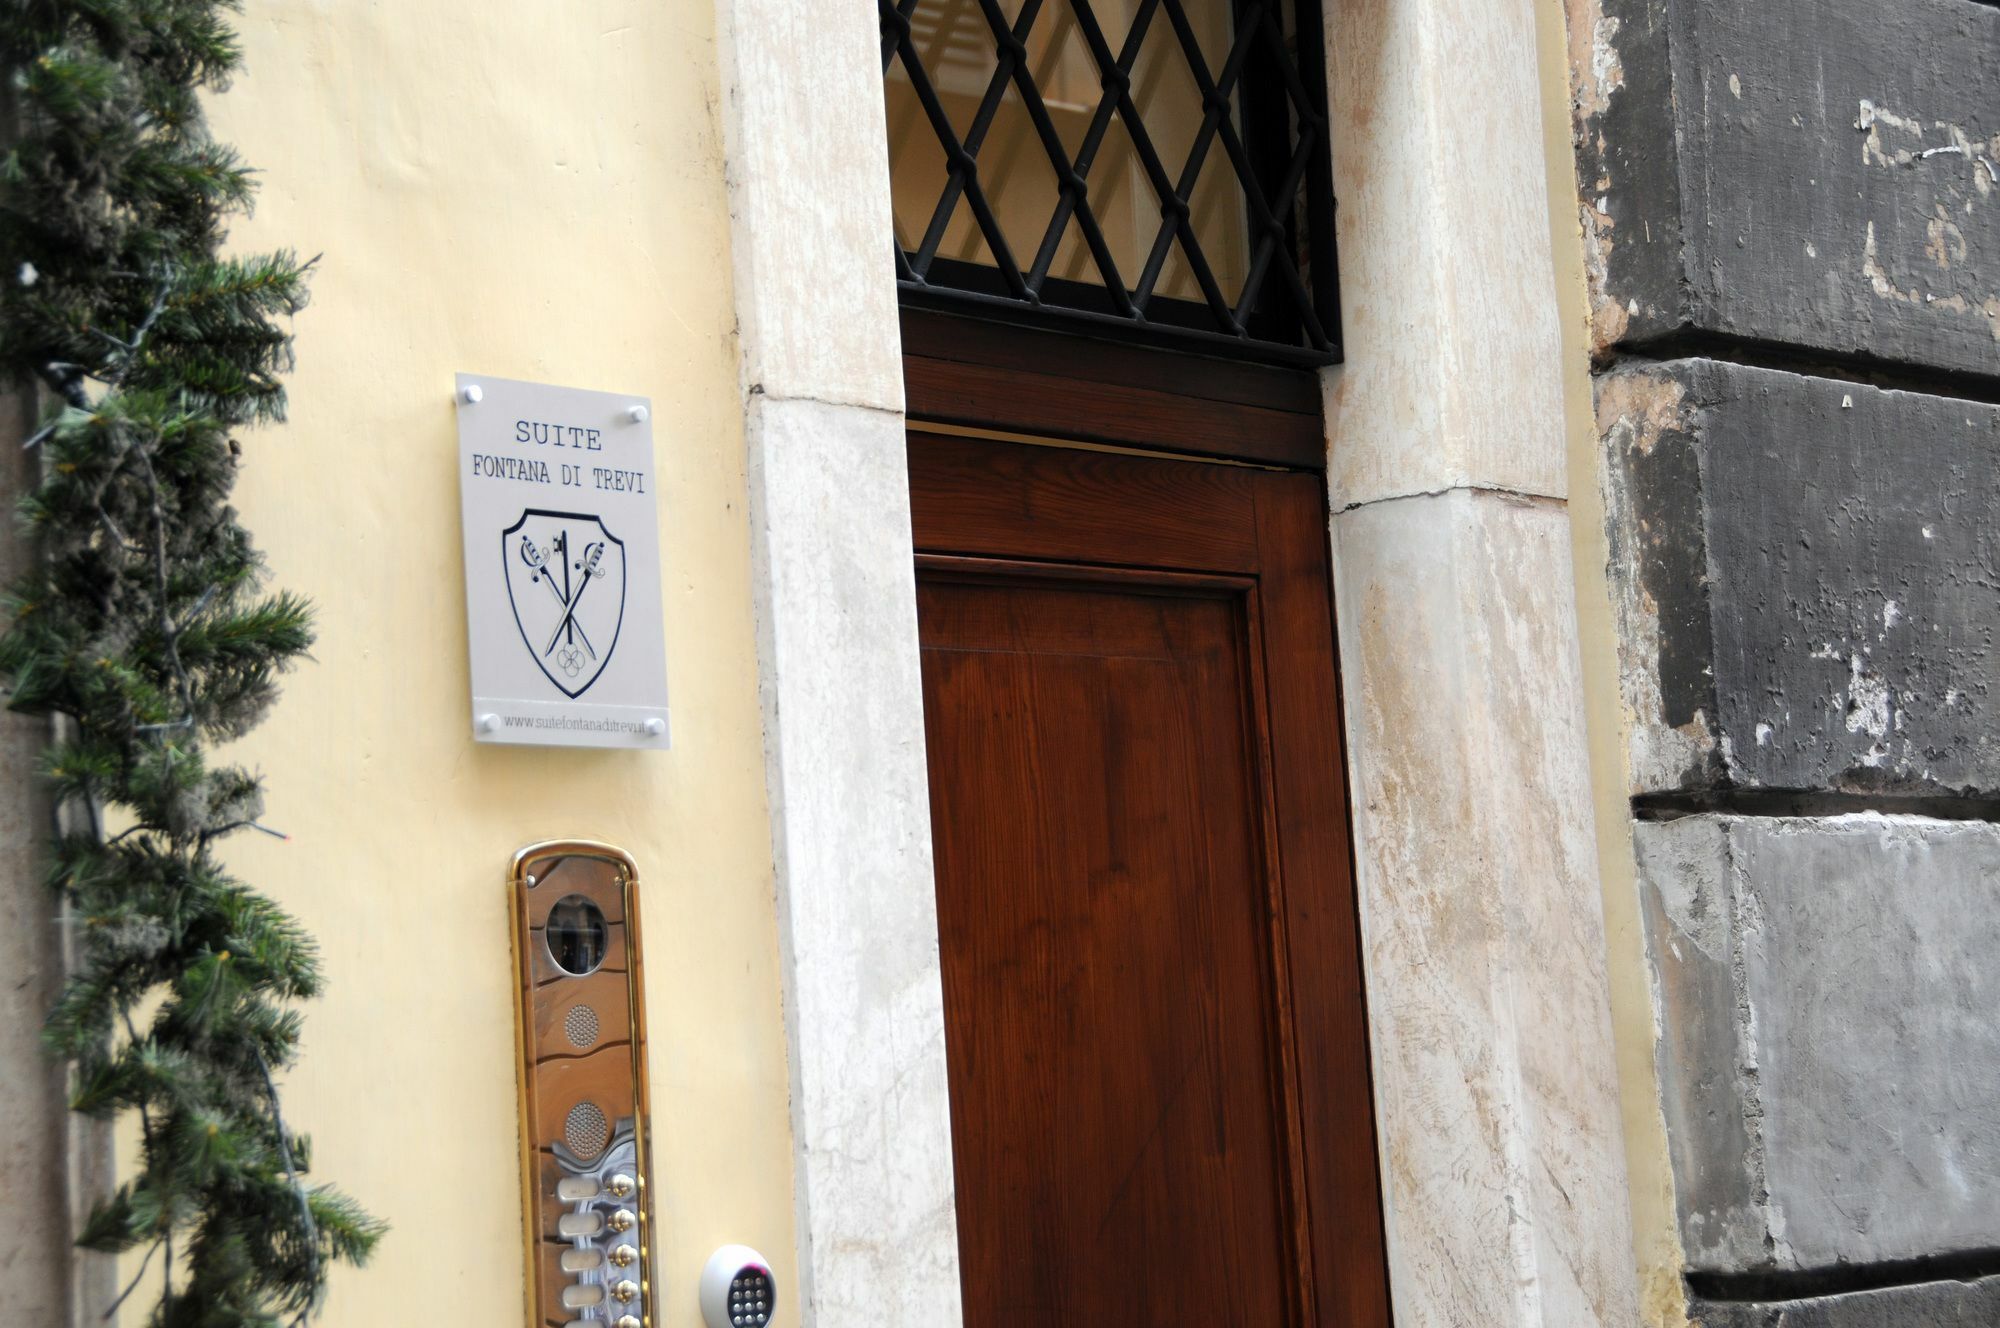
[511,841,656,1327]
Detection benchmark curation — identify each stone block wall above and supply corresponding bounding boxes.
[1567,0,2000,1322]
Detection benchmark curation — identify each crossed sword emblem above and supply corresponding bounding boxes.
[520,531,606,660]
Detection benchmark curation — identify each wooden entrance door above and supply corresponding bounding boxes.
[910,436,1390,1328]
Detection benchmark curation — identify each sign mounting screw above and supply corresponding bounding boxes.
[644,717,665,737]
[478,712,499,733]
[626,404,649,424]
[460,383,483,404]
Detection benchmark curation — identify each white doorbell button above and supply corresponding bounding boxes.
[560,1247,605,1273]
[557,1210,605,1238]
[561,1282,605,1309]
[700,1245,777,1328]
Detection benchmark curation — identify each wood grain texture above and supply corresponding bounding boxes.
[902,310,1326,467]
[907,433,1261,572]
[903,311,1325,415]
[910,438,1389,1328]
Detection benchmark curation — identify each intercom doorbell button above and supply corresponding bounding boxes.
[560,1282,605,1309]
[607,1172,636,1198]
[557,1211,605,1238]
[616,1317,642,1328]
[610,1244,638,1267]
[608,1207,636,1232]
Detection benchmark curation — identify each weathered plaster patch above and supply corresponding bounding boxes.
[1598,370,1688,457]
[1564,0,1641,352]
[1581,200,1629,348]
[1927,205,1967,270]
[1596,370,1722,791]
[1567,0,1625,120]
[1855,100,2000,343]
[1856,98,1928,168]
[1862,221,2000,341]
[1842,653,1891,740]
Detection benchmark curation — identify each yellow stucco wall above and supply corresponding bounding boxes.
[1530,0,1690,1322]
[188,4,796,1323]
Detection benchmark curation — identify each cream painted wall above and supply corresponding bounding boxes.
[177,4,796,1324]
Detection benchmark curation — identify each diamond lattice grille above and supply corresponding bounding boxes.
[883,0,1337,362]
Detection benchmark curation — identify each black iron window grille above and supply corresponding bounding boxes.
[882,0,1339,365]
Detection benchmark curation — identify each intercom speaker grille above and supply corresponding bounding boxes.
[564,1003,600,1049]
[565,1101,611,1159]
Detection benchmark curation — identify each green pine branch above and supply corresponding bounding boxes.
[0,3,383,1323]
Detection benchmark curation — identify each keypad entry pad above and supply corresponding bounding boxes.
[512,843,654,1327]
[725,1267,774,1327]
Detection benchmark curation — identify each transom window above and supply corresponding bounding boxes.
[882,0,1338,364]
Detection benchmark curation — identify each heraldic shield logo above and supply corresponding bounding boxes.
[501,510,628,699]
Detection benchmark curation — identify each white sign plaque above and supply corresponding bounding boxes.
[455,373,669,748]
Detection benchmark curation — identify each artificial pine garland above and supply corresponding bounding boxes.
[0,3,382,1322]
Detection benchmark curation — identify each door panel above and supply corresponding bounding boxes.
[911,437,1391,1328]
[922,570,1295,1326]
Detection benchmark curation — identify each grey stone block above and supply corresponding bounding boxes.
[1599,359,2000,797]
[1572,0,2000,377]
[1694,1275,2000,1328]
[1637,816,2000,1276]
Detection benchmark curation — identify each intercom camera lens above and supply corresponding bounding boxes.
[545,894,608,975]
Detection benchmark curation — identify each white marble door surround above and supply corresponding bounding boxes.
[715,0,1643,1323]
